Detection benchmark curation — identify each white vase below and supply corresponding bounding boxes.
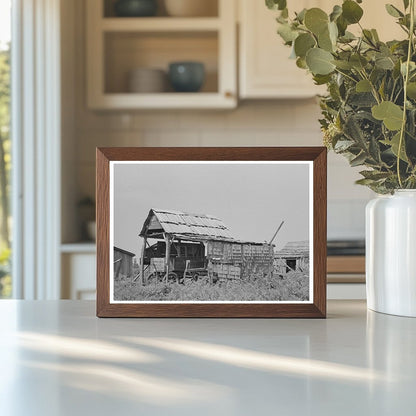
[366,190,416,317]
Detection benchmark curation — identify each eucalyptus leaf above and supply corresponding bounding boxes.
[294,33,316,58]
[277,23,298,43]
[339,31,356,43]
[318,27,334,52]
[276,14,288,24]
[371,29,380,42]
[336,15,348,36]
[350,152,368,167]
[334,139,355,151]
[333,60,353,70]
[296,8,307,23]
[289,44,297,59]
[356,79,372,93]
[296,57,308,69]
[266,0,287,11]
[304,8,329,35]
[306,48,336,75]
[372,101,404,131]
[382,132,409,162]
[313,74,332,85]
[407,82,416,99]
[344,114,367,147]
[360,170,392,181]
[363,29,376,46]
[350,54,368,70]
[375,55,395,70]
[385,4,404,17]
[369,136,382,163]
[342,0,364,24]
[401,61,416,76]
[355,178,377,186]
[269,0,416,193]
[330,5,342,22]
[328,21,338,44]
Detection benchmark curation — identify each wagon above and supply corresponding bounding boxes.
[137,208,275,285]
[143,241,208,283]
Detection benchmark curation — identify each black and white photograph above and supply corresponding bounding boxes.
[110,161,313,303]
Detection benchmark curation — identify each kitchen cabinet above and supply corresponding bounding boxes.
[86,0,237,109]
[239,0,325,99]
[238,0,404,99]
[61,245,96,300]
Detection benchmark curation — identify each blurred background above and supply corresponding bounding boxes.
[1,0,403,300]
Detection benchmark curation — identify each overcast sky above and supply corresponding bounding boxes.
[113,162,311,257]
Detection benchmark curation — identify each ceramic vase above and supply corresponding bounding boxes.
[366,190,416,317]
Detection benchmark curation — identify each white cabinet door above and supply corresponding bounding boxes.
[62,253,96,300]
[238,0,404,99]
[239,0,326,99]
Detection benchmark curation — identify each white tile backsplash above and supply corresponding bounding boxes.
[328,199,368,240]
[74,100,370,240]
[66,0,370,243]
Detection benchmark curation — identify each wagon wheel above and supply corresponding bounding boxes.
[183,270,192,280]
[192,272,199,282]
[147,272,157,283]
[167,272,178,283]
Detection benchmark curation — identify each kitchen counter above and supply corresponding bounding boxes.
[0,300,415,415]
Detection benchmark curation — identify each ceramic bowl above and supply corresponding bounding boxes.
[168,62,205,92]
[164,0,218,17]
[114,0,158,17]
[128,68,167,93]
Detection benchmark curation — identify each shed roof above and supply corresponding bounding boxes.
[139,208,236,242]
[275,241,309,258]
[114,246,135,257]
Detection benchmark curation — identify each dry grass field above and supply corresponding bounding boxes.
[114,271,309,302]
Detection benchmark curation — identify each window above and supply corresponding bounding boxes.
[0,0,11,298]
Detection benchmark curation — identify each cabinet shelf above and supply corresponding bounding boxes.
[101,17,221,32]
[86,0,236,110]
[90,92,235,110]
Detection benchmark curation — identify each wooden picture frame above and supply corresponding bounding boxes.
[96,147,327,318]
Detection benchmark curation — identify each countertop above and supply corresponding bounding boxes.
[0,300,415,415]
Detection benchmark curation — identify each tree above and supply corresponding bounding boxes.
[0,44,10,249]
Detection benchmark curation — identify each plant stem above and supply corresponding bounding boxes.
[334,68,358,84]
[397,0,415,188]
[359,69,381,104]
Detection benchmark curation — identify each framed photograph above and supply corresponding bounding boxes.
[96,147,327,318]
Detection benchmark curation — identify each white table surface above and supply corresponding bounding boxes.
[0,300,415,416]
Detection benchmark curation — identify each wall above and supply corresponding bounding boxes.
[62,0,374,243]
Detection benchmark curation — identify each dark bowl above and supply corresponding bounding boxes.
[168,62,205,93]
[114,0,158,17]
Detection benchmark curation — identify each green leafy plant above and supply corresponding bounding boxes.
[0,247,11,298]
[266,0,416,193]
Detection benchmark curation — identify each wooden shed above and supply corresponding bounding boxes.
[274,241,310,274]
[138,208,274,284]
[114,246,135,279]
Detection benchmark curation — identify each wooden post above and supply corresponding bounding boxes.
[140,236,147,285]
[164,234,171,283]
[208,260,213,285]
